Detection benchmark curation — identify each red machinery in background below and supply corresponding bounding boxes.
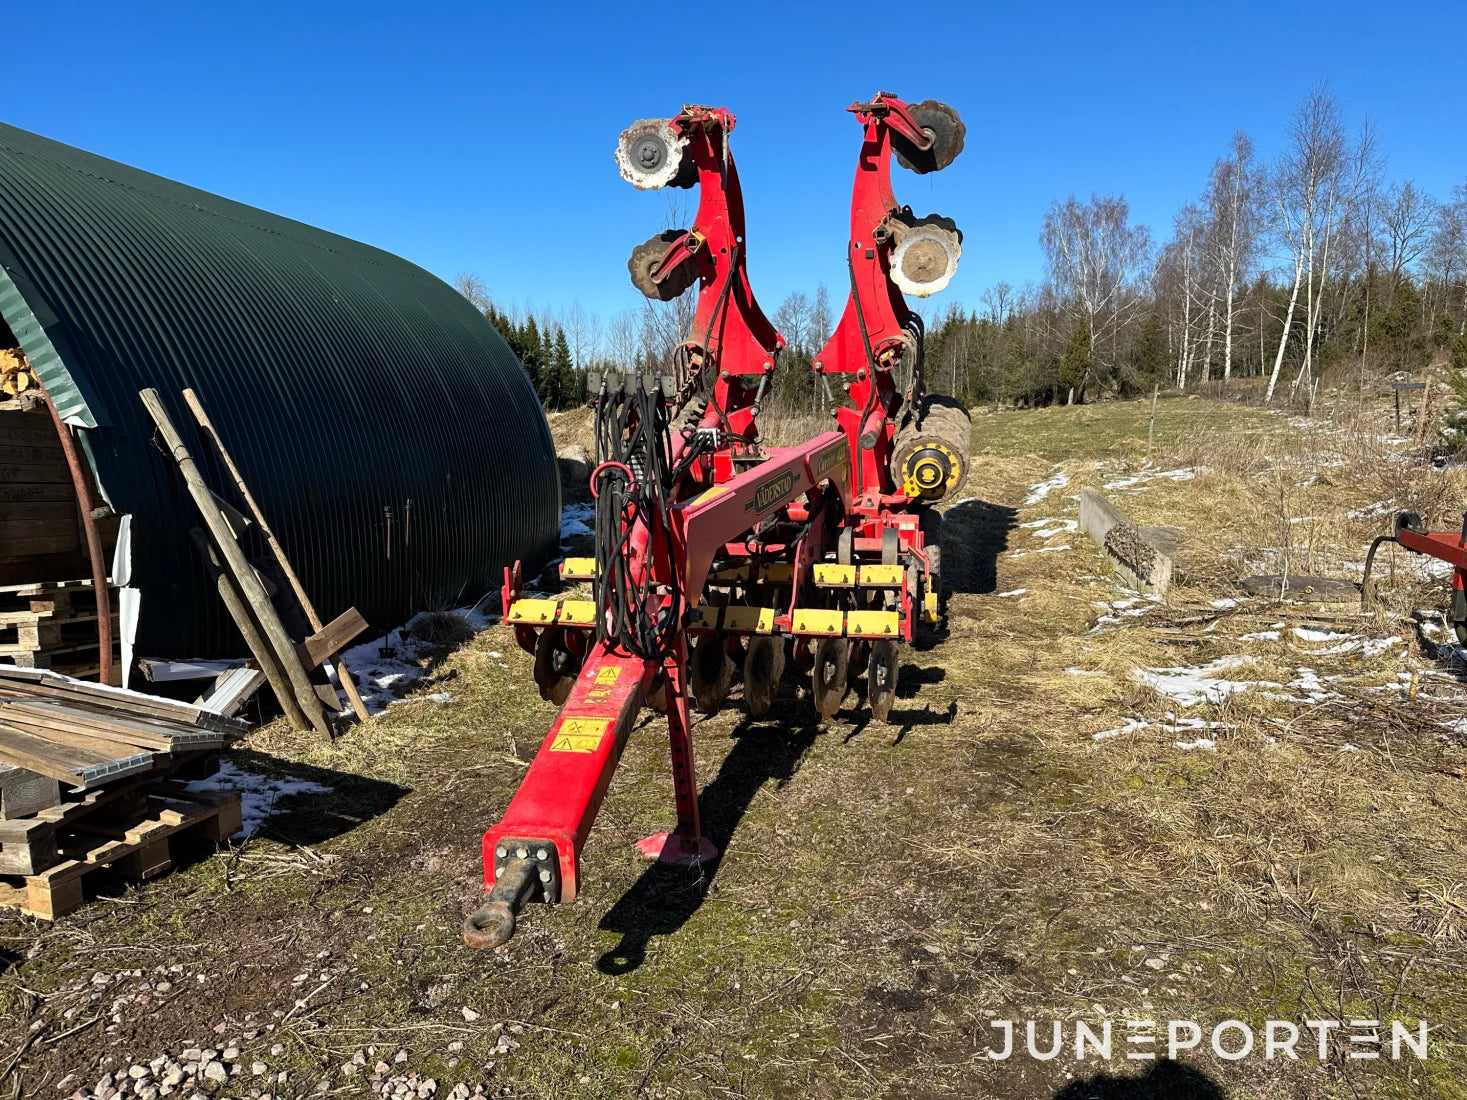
[1363,511,1467,641]
[464,94,972,949]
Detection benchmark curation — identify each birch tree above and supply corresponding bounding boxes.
[1040,194,1152,401]
[1428,181,1467,334]
[1381,181,1437,285]
[563,302,603,369]
[1264,87,1377,401]
[1158,204,1205,388]
[1202,132,1261,382]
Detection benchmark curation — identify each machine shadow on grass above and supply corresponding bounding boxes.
[844,664,954,745]
[596,718,819,974]
[940,498,1019,597]
[1052,1060,1226,1100]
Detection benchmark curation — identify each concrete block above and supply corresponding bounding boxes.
[1079,487,1174,594]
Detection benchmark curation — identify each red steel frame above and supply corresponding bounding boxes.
[467,98,942,947]
[1363,515,1467,632]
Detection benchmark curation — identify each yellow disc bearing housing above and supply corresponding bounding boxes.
[901,441,960,501]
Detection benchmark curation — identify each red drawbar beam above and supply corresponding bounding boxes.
[1399,528,1467,570]
[481,644,648,903]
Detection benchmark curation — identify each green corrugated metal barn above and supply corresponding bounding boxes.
[0,121,559,676]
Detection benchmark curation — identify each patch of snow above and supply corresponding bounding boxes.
[1289,667,1333,702]
[1294,627,1353,643]
[183,760,332,838]
[997,588,1028,597]
[1133,656,1256,708]
[1092,714,1230,747]
[1240,630,1281,642]
[1362,636,1404,658]
[561,502,595,539]
[1210,598,1239,609]
[335,602,494,716]
[1031,520,1079,539]
[1090,595,1163,630]
[1037,544,1072,553]
[1093,717,1148,741]
[1025,470,1069,505]
[1102,467,1200,492]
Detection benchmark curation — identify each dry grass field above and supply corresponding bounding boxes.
[3,390,1466,1099]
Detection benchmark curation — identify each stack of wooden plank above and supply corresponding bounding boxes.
[0,667,244,787]
[0,667,245,918]
[0,577,121,680]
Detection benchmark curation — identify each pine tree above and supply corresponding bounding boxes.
[1132,316,1167,391]
[1060,320,1092,400]
[550,329,576,410]
[521,316,544,396]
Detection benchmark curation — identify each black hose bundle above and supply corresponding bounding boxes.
[591,379,689,664]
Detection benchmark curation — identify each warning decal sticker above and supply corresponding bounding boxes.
[549,717,610,754]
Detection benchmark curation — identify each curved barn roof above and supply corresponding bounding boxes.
[0,121,558,657]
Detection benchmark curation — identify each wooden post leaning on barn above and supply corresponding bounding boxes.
[138,389,332,738]
[32,374,113,685]
[182,389,371,723]
[187,529,310,732]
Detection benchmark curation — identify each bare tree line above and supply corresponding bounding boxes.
[925,83,1466,409]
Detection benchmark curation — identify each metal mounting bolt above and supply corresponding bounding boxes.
[515,847,528,860]
[537,848,549,861]
[496,847,507,859]
[539,870,552,883]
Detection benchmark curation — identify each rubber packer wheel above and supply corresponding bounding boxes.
[628,230,698,302]
[892,100,966,174]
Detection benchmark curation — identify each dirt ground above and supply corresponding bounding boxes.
[3,392,1466,1099]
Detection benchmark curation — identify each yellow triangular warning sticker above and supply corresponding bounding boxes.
[549,718,609,753]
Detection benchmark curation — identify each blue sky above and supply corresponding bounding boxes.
[7,1,1467,336]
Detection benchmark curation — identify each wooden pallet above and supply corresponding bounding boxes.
[0,615,119,656]
[0,578,105,614]
[0,770,158,875]
[0,787,241,919]
[0,579,119,680]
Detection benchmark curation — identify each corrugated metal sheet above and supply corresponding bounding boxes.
[0,121,559,657]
